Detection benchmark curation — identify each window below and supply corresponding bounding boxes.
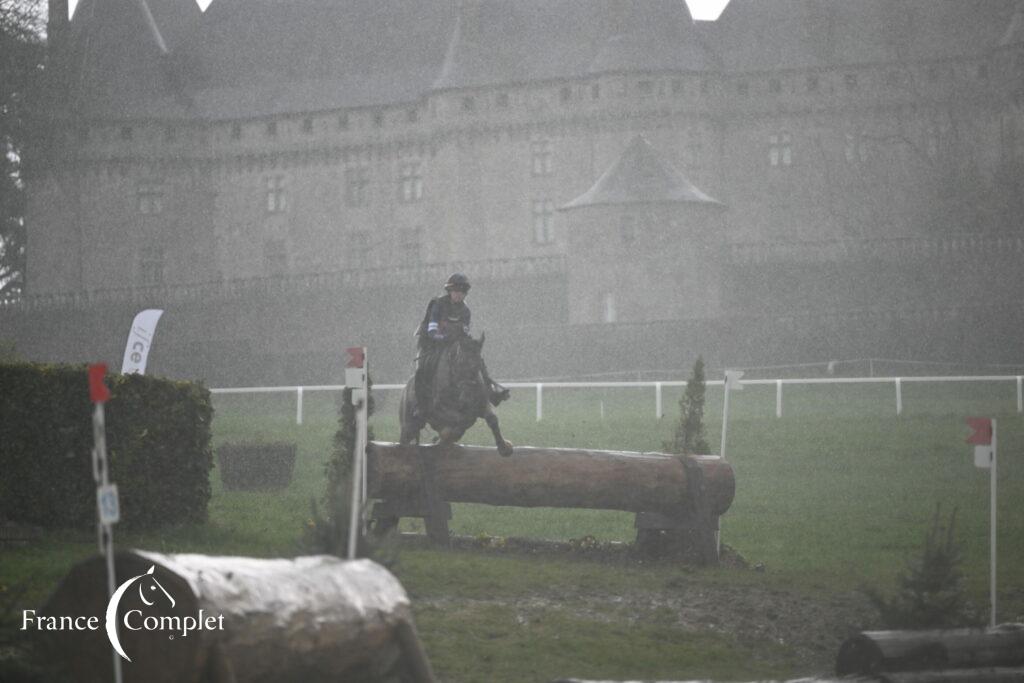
[844,73,858,90]
[603,292,617,323]
[844,131,869,164]
[636,80,655,96]
[345,164,370,207]
[138,181,164,215]
[672,79,684,96]
[349,231,370,266]
[531,137,552,176]
[120,126,133,141]
[700,79,709,94]
[373,111,384,127]
[532,200,555,244]
[338,112,349,130]
[496,93,510,108]
[560,86,572,103]
[620,214,639,245]
[768,78,782,94]
[407,108,419,123]
[591,83,601,99]
[398,161,423,203]
[164,126,177,143]
[806,74,819,92]
[769,133,792,167]
[398,227,422,264]
[302,117,313,134]
[885,70,899,87]
[737,81,749,96]
[925,123,941,158]
[265,176,286,213]
[263,239,287,273]
[977,63,989,80]
[230,122,242,140]
[266,120,277,137]
[461,96,475,112]
[140,247,164,286]
[927,65,939,82]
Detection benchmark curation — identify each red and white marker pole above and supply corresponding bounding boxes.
[88,363,123,683]
[345,347,369,560]
[966,416,997,628]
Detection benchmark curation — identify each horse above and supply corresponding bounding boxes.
[399,331,513,457]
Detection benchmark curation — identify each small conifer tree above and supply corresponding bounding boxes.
[866,505,978,629]
[665,356,710,455]
[305,378,394,561]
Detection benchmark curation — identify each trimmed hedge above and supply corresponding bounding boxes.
[0,363,213,529]
[217,442,296,491]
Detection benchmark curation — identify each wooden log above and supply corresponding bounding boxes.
[367,442,735,517]
[836,624,1024,675]
[41,550,434,683]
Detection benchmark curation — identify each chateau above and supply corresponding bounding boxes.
[8,0,1024,383]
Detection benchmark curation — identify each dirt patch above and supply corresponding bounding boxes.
[404,534,878,675]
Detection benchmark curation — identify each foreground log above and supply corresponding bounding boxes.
[836,624,1024,675]
[367,443,735,516]
[41,550,434,683]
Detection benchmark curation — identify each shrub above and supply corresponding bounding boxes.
[0,363,213,529]
[217,442,296,490]
[665,356,710,455]
[866,505,980,629]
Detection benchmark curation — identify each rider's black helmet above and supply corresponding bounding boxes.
[444,273,471,292]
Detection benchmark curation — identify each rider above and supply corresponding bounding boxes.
[414,273,506,417]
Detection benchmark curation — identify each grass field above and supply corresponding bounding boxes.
[2,380,1023,681]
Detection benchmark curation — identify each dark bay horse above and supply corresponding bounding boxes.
[399,332,513,457]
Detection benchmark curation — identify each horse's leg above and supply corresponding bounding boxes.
[484,409,513,457]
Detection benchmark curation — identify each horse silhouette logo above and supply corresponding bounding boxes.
[105,565,175,662]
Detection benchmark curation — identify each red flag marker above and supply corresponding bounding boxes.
[966,417,993,445]
[345,347,365,368]
[88,363,111,404]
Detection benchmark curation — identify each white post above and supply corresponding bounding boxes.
[720,380,731,462]
[776,380,783,418]
[655,381,663,419]
[91,395,123,683]
[895,377,903,416]
[296,386,304,426]
[990,418,998,628]
[345,348,369,560]
[1017,376,1022,414]
[536,383,543,422]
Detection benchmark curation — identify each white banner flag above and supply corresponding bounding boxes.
[120,309,164,375]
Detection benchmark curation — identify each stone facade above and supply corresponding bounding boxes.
[6,0,1024,381]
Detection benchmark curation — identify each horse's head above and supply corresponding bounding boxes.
[451,332,485,387]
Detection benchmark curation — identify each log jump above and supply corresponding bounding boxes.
[367,442,736,563]
[41,550,434,683]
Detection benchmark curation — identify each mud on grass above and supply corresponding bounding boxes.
[393,543,878,683]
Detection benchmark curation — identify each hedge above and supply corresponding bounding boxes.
[0,363,213,529]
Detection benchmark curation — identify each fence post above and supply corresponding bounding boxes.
[296,386,304,425]
[895,377,902,416]
[1018,376,1022,414]
[776,380,783,418]
[536,383,544,422]
[655,382,663,419]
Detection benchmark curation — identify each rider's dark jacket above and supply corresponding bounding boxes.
[417,294,471,348]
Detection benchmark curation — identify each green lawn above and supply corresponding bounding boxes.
[2,380,1022,681]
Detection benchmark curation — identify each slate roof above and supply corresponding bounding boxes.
[706,0,1019,73]
[560,135,722,210]
[54,0,1024,122]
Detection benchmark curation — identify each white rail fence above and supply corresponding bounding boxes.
[210,375,1024,425]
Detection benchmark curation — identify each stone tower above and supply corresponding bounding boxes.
[560,135,725,324]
